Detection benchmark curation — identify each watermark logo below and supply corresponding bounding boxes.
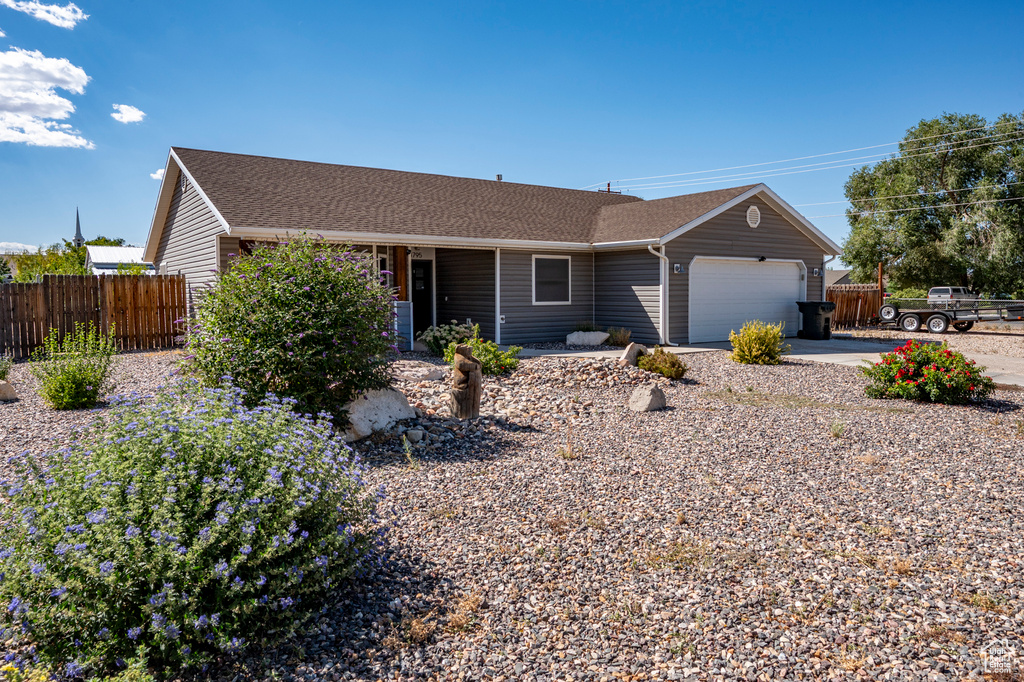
[981,639,1018,676]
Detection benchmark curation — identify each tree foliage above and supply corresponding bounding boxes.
[11,237,129,282]
[842,112,1024,296]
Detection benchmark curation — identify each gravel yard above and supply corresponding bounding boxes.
[1,350,1022,681]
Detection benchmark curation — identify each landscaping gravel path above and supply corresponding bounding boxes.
[2,351,1022,681]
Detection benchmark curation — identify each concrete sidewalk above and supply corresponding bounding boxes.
[516,336,1024,387]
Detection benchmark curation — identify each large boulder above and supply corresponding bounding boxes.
[566,331,610,346]
[0,381,16,402]
[617,342,648,367]
[628,384,666,412]
[343,388,416,442]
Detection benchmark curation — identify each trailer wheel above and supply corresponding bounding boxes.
[879,304,898,321]
[952,320,974,332]
[900,314,922,332]
[926,314,950,334]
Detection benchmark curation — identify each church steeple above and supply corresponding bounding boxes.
[73,208,85,248]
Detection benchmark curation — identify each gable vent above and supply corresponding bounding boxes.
[746,205,761,228]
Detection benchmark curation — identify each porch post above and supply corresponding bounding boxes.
[494,248,501,345]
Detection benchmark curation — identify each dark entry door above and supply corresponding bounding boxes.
[411,259,434,336]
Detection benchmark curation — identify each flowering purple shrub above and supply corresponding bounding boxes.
[187,237,395,424]
[0,380,384,674]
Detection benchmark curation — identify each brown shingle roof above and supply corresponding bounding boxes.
[592,185,758,243]
[172,148,642,244]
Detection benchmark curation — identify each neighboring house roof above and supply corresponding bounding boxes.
[145,147,842,260]
[84,246,152,275]
[825,269,853,287]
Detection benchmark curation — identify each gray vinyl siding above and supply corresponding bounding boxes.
[154,170,226,308]
[219,235,240,271]
[665,197,828,344]
[499,249,593,344]
[594,249,661,344]
[435,248,495,340]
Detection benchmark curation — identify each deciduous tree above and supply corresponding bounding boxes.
[842,112,1024,296]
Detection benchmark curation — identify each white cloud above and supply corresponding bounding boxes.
[0,27,6,37]
[150,168,164,180]
[0,1,87,29]
[0,46,91,147]
[0,241,38,253]
[110,103,144,124]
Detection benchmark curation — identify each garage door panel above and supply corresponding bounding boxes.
[689,259,802,343]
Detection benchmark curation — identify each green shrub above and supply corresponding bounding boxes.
[637,346,687,379]
[572,320,600,332]
[729,320,790,365]
[443,325,522,375]
[0,352,12,381]
[186,237,394,424]
[861,339,994,403]
[606,327,631,347]
[0,380,382,675]
[887,287,928,306]
[29,321,116,409]
[416,320,474,356]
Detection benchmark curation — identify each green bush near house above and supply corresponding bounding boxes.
[637,346,688,379]
[443,324,522,375]
[186,236,394,424]
[30,321,117,409]
[861,339,994,403]
[0,380,382,675]
[417,320,474,356]
[729,320,790,365]
[0,352,12,381]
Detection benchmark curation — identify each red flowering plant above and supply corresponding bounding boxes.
[861,339,995,404]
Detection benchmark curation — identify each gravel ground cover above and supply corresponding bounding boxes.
[2,351,1023,681]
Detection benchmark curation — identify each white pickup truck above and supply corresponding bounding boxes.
[927,286,979,306]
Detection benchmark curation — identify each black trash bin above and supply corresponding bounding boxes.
[796,301,836,340]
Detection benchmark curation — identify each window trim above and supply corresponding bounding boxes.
[532,254,572,306]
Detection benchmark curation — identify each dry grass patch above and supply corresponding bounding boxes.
[546,515,573,535]
[962,591,1007,613]
[383,612,438,649]
[447,593,484,632]
[708,390,911,413]
[645,540,711,570]
[922,625,967,645]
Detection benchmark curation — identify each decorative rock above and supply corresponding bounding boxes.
[343,388,416,442]
[617,342,648,367]
[405,428,425,443]
[628,383,666,412]
[0,381,16,402]
[565,331,610,346]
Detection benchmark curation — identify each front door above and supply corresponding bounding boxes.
[411,259,434,335]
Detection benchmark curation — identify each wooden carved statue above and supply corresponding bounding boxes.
[449,343,482,419]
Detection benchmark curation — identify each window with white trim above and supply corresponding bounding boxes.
[532,255,571,305]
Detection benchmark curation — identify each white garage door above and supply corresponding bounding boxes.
[688,258,803,343]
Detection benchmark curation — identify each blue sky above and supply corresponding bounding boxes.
[1,0,1021,255]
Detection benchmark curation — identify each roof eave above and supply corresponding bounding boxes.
[228,226,595,251]
[143,148,233,263]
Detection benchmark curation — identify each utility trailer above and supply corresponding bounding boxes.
[878,298,1024,333]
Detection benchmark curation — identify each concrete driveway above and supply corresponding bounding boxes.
[682,335,1024,388]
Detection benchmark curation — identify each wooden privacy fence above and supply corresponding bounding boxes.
[0,274,187,359]
[826,284,883,327]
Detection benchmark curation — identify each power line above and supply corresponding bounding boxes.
[793,180,1024,207]
[805,195,1024,219]
[610,134,1024,192]
[580,121,1017,190]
